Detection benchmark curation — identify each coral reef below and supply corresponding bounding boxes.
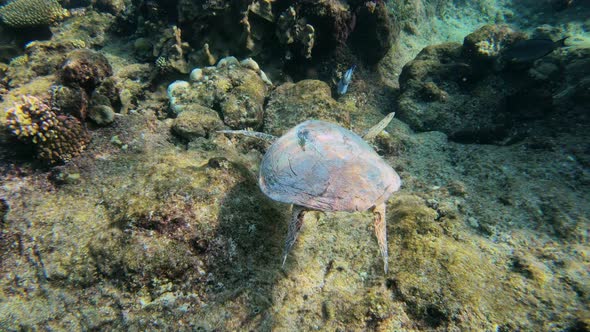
[124,0,396,84]
[152,25,192,74]
[276,6,316,60]
[0,1,588,331]
[58,49,113,92]
[167,57,270,130]
[5,95,89,163]
[0,0,69,28]
[50,84,89,120]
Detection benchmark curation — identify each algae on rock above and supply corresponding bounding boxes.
[264,79,354,136]
[168,58,270,130]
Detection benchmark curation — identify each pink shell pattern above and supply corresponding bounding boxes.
[259,120,401,212]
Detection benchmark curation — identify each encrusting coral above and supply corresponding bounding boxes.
[0,0,69,28]
[5,95,89,164]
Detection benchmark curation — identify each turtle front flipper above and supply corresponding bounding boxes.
[282,205,307,267]
[217,130,277,144]
[363,112,395,141]
[372,203,389,273]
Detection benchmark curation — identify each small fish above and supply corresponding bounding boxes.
[337,64,356,95]
[501,37,569,63]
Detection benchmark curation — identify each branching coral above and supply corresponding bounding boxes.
[276,6,316,59]
[0,0,69,28]
[153,26,192,74]
[5,95,89,163]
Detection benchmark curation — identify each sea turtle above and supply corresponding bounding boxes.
[220,113,401,272]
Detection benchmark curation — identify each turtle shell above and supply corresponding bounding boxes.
[259,120,401,212]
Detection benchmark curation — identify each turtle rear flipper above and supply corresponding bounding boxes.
[372,203,389,273]
[282,205,307,268]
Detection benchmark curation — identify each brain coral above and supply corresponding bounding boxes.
[5,95,89,164]
[0,0,68,28]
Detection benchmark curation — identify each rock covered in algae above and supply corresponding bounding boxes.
[396,38,517,142]
[2,25,112,94]
[88,104,115,126]
[349,0,396,64]
[5,95,89,163]
[50,84,89,120]
[463,24,527,63]
[398,42,489,140]
[0,0,68,28]
[167,57,270,129]
[264,79,354,136]
[59,49,113,92]
[397,24,578,144]
[171,104,223,140]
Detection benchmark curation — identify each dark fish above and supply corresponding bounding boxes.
[501,37,569,63]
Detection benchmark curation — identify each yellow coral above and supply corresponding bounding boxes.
[476,38,502,56]
[0,0,69,28]
[6,95,55,139]
[9,54,28,66]
[69,39,86,49]
[5,95,89,163]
